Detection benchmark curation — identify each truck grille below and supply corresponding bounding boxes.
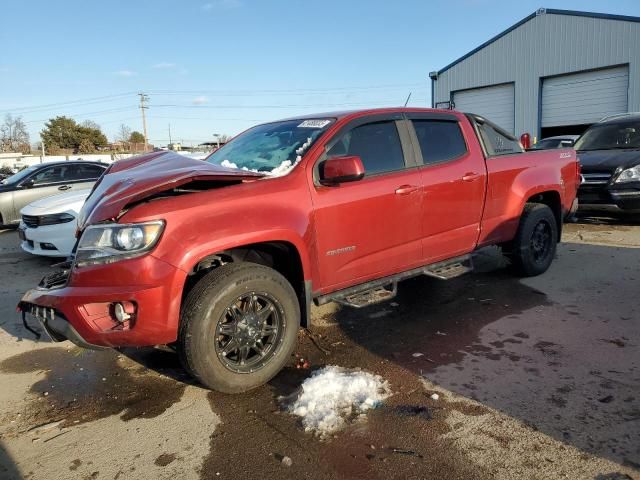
[22,215,40,228]
[581,173,612,185]
[38,269,70,289]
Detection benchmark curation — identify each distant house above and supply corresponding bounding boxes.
[198,141,227,152]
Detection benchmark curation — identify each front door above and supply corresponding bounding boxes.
[309,117,424,293]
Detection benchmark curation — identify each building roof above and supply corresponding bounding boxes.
[436,8,640,75]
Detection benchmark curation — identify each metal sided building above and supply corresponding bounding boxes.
[430,8,640,140]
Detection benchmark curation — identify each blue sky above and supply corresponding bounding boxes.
[1,0,638,147]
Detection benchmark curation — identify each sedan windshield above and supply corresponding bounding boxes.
[0,165,37,185]
[574,121,640,151]
[206,118,334,175]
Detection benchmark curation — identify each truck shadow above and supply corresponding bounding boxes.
[0,440,21,480]
[331,244,639,470]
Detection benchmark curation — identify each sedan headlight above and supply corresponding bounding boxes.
[39,212,76,226]
[75,220,165,266]
[614,165,640,183]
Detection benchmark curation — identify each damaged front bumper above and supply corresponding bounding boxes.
[18,268,106,349]
[18,254,188,349]
[19,301,106,350]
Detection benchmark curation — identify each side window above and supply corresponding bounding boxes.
[326,121,405,175]
[32,166,67,185]
[62,165,81,181]
[412,120,467,165]
[74,164,105,180]
[477,122,523,156]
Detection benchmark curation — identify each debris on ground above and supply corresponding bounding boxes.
[391,448,424,458]
[294,355,310,369]
[301,328,331,355]
[281,456,293,467]
[430,393,440,401]
[412,352,424,358]
[286,366,391,436]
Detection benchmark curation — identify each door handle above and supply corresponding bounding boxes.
[395,184,419,195]
[58,185,71,191]
[462,172,481,182]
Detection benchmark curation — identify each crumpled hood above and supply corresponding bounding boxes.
[78,151,264,228]
[577,148,640,173]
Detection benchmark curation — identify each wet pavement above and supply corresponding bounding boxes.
[0,210,638,479]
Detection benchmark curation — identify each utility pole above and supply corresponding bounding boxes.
[168,123,172,145]
[138,93,149,152]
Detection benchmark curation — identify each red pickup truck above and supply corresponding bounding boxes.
[20,108,580,393]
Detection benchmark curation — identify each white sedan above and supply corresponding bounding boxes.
[18,189,90,257]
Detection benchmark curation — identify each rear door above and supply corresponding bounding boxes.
[406,113,487,263]
[68,163,106,189]
[309,114,423,292]
[11,165,72,222]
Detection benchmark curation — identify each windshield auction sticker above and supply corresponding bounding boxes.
[298,119,332,129]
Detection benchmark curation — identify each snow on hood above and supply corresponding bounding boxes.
[21,189,91,215]
[285,366,391,436]
[77,151,264,227]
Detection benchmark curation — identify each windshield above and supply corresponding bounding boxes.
[206,118,335,175]
[0,165,37,185]
[574,121,640,151]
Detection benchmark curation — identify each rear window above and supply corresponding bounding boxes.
[476,120,523,156]
[412,120,467,165]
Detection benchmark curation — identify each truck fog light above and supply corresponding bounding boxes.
[113,302,136,323]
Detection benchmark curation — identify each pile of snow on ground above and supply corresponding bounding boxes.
[287,366,391,436]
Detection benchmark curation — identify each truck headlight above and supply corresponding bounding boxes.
[75,220,165,266]
[614,165,640,183]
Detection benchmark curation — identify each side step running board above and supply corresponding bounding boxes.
[315,254,474,308]
[333,283,397,309]
[424,255,473,280]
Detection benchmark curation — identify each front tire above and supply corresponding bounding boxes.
[178,262,300,393]
[508,203,558,277]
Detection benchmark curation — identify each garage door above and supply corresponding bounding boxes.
[541,66,629,127]
[453,84,515,133]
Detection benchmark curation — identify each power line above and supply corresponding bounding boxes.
[0,92,137,115]
[148,82,425,96]
[3,82,425,114]
[22,106,139,124]
[149,100,403,109]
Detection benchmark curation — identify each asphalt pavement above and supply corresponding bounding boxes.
[0,212,638,480]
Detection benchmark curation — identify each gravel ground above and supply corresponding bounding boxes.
[0,210,638,480]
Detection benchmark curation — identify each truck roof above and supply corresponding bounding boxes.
[277,107,457,123]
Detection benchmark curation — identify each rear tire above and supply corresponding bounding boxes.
[508,203,558,277]
[178,262,300,393]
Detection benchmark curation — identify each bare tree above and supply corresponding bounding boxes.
[117,124,132,143]
[81,120,101,130]
[0,114,31,153]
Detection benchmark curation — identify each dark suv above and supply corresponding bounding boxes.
[0,161,108,226]
[575,113,640,212]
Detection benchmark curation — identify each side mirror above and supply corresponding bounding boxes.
[21,179,35,188]
[320,156,365,186]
